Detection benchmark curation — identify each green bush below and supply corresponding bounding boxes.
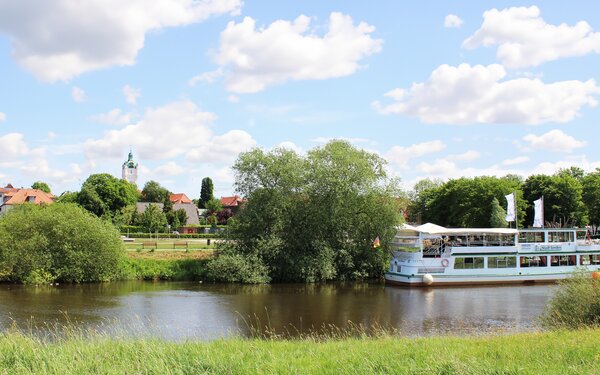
[0,203,125,283]
[207,246,270,283]
[540,270,600,329]
[120,258,209,281]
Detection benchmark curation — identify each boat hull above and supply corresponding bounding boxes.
[385,272,570,287]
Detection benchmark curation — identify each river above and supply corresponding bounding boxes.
[0,281,555,340]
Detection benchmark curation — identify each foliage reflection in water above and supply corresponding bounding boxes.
[0,281,555,340]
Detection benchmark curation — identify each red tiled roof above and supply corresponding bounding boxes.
[3,189,55,205]
[169,193,192,204]
[220,195,246,207]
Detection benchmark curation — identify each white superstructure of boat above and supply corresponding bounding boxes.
[385,223,600,286]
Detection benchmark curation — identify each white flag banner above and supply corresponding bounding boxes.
[505,193,515,222]
[533,198,544,228]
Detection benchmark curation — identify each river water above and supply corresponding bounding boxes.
[0,281,556,340]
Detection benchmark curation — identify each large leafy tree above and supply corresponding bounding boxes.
[141,181,170,203]
[31,181,51,193]
[199,177,214,208]
[213,140,402,283]
[77,174,139,218]
[489,197,507,228]
[583,169,600,229]
[523,171,587,227]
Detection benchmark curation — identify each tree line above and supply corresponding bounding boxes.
[407,166,599,230]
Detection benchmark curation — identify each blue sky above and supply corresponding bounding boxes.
[1,1,600,198]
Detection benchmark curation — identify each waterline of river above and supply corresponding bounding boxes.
[0,281,556,340]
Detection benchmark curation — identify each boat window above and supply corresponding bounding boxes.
[488,256,517,268]
[454,257,484,269]
[580,255,600,266]
[550,255,577,266]
[519,232,545,243]
[548,231,574,243]
[520,256,547,268]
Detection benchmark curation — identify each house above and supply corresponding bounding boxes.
[220,195,246,212]
[0,185,55,215]
[169,193,193,204]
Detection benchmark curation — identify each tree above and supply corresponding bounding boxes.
[211,141,402,283]
[583,169,600,230]
[489,197,507,228]
[0,203,124,283]
[205,198,223,214]
[77,174,139,219]
[31,181,51,193]
[141,181,170,203]
[170,208,188,229]
[199,177,214,208]
[139,203,167,233]
[523,172,586,227]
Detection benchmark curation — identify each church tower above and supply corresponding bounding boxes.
[122,149,138,184]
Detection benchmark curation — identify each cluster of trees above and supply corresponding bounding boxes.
[55,174,231,232]
[208,141,402,283]
[407,167,599,229]
[0,204,124,283]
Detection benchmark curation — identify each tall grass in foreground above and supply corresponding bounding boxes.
[540,270,600,329]
[1,328,600,374]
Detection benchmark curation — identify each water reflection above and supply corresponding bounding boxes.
[0,281,555,340]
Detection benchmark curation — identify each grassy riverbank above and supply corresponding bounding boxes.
[1,329,599,374]
[121,250,212,280]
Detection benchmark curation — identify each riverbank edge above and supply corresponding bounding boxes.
[1,329,599,374]
[121,256,210,281]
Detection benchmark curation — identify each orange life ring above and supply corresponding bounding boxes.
[441,259,449,267]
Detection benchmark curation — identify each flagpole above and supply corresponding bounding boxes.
[541,195,544,229]
[513,191,519,230]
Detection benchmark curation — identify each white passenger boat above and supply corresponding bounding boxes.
[385,223,600,286]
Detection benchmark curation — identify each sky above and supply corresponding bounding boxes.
[1,1,600,198]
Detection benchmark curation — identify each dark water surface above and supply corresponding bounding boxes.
[0,281,556,340]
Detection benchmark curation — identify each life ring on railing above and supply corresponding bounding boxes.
[441,259,449,268]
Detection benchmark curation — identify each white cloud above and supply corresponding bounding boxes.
[447,150,480,161]
[71,86,86,102]
[523,129,586,153]
[122,85,141,105]
[501,156,529,166]
[373,63,600,125]
[227,95,240,103]
[189,68,224,86]
[84,100,255,164]
[0,0,242,82]
[276,141,303,154]
[416,159,458,175]
[186,129,256,163]
[21,159,82,183]
[384,140,446,168]
[213,12,383,93]
[0,133,29,162]
[154,162,185,177]
[0,112,6,122]
[463,6,600,68]
[90,108,133,126]
[444,14,463,28]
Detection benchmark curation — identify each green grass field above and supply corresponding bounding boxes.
[1,329,599,374]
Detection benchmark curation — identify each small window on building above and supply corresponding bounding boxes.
[454,257,484,269]
[520,256,547,267]
[550,255,576,266]
[488,256,517,268]
[581,254,600,266]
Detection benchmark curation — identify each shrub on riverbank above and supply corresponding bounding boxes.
[121,257,209,281]
[1,329,599,373]
[540,271,600,329]
[0,203,124,283]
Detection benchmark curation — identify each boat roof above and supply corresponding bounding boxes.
[400,223,518,235]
